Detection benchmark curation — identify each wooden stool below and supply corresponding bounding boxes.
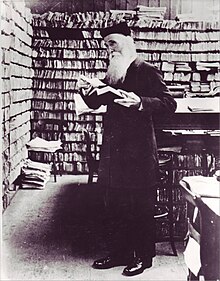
[154,153,177,256]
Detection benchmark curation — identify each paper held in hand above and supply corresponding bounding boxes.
[74,93,107,115]
[79,75,124,100]
[80,75,105,88]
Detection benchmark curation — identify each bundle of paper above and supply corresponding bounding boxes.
[21,159,51,189]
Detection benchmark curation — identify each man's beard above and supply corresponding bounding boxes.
[105,53,131,86]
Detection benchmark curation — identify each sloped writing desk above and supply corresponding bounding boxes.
[179,176,220,281]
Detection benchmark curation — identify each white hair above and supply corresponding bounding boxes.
[105,36,137,86]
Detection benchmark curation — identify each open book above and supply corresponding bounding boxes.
[80,75,125,103]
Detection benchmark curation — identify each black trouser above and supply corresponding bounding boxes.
[102,187,157,260]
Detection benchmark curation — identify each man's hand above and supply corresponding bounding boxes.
[76,77,92,96]
[77,76,106,96]
[114,90,141,108]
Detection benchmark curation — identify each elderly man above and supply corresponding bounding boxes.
[77,21,176,277]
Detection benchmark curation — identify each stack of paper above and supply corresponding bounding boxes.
[176,62,192,72]
[196,62,219,71]
[26,137,62,152]
[135,6,167,20]
[167,85,186,98]
[21,159,51,189]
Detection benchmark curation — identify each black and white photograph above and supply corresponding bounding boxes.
[1,0,220,280]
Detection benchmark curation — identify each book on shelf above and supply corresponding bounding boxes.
[167,85,186,98]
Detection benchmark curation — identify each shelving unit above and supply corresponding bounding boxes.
[31,15,107,174]
[133,22,220,96]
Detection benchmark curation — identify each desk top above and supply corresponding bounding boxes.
[175,97,220,113]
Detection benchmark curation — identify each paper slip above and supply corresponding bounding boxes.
[184,237,201,276]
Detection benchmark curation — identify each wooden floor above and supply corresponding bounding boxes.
[2,175,188,280]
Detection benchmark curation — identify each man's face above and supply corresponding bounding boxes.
[104,34,133,86]
[104,34,127,61]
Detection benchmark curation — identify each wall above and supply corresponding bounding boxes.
[26,0,220,20]
[1,0,33,209]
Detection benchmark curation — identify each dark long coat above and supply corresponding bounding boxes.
[83,58,177,189]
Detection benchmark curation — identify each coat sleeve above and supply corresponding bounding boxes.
[140,64,177,115]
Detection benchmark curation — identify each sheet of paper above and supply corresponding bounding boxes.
[184,237,201,276]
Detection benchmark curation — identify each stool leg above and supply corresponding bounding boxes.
[56,151,62,177]
[52,152,57,182]
[168,213,178,256]
[168,159,178,256]
[88,170,93,184]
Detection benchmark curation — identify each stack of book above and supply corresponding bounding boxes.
[20,159,51,189]
[167,85,186,98]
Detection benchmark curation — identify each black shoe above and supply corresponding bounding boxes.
[92,256,129,269]
[122,257,152,276]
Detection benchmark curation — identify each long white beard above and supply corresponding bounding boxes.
[105,53,132,86]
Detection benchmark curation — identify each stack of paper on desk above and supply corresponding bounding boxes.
[187,106,214,112]
[186,97,220,112]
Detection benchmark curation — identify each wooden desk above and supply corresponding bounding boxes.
[155,97,220,171]
[155,97,220,131]
[175,97,220,114]
[179,177,220,281]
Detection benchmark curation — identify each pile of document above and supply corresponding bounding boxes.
[135,6,167,20]
[26,137,62,152]
[20,159,51,189]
